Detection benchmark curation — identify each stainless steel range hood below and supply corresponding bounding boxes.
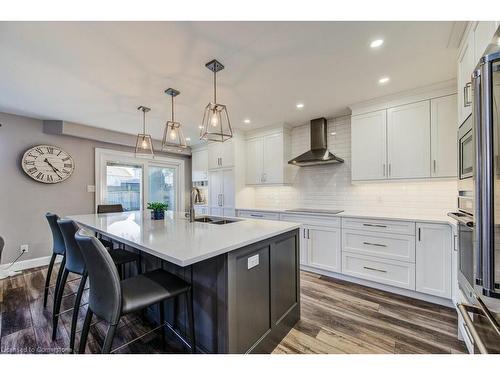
[288,117,344,166]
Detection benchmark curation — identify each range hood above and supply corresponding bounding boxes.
[288,117,344,166]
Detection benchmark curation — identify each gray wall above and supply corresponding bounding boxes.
[0,111,191,264]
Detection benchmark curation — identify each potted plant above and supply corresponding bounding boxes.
[147,202,168,220]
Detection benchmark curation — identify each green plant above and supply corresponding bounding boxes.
[147,202,168,212]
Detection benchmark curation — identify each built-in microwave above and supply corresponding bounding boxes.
[458,114,473,180]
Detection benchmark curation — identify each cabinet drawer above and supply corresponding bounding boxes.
[342,229,415,262]
[342,217,415,235]
[342,252,415,290]
[237,210,280,221]
[280,213,340,228]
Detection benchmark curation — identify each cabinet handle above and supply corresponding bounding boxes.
[464,82,472,107]
[218,194,223,206]
[303,228,306,239]
[418,227,421,241]
[250,214,264,218]
[383,163,386,177]
[433,160,437,173]
[363,223,387,228]
[388,163,391,176]
[363,241,387,247]
[363,266,387,273]
[307,229,310,239]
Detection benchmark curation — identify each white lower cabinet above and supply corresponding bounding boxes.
[415,222,452,299]
[306,225,341,273]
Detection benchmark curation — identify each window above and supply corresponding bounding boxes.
[95,149,185,213]
[105,162,143,211]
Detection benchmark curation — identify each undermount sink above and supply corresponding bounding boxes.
[194,216,240,225]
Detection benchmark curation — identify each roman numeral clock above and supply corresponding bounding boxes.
[21,145,74,184]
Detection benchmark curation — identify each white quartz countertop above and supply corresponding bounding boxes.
[236,207,457,226]
[68,211,300,267]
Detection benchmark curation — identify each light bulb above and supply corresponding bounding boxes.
[170,129,177,140]
[141,138,148,149]
[210,110,219,127]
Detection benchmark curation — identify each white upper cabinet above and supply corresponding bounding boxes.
[416,223,452,299]
[208,169,234,215]
[473,21,498,63]
[431,95,458,178]
[387,101,431,179]
[208,140,235,170]
[245,130,291,185]
[457,30,475,125]
[351,110,387,181]
[191,148,208,181]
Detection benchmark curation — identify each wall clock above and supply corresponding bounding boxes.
[21,145,75,184]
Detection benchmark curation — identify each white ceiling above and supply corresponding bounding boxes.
[0,21,462,144]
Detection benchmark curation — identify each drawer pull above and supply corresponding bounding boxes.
[363,266,387,273]
[363,223,387,228]
[250,214,264,218]
[363,241,387,247]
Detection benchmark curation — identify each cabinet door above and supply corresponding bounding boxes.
[207,142,221,170]
[431,95,458,178]
[351,110,387,181]
[473,21,497,62]
[208,170,222,211]
[307,226,341,273]
[192,149,208,181]
[222,169,235,209]
[457,31,475,124]
[263,133,284,184]
[221,139,235,168]
[387,101,431,179]
[416,223,452,298]
[245,137,263,184]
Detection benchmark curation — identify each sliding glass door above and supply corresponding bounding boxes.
[96,149,185,213]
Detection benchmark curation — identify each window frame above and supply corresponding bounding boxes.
[95,148,185,213]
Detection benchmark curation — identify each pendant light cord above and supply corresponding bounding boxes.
[171,95,175,122]
[213,70,217,103]
[142,109,146,134]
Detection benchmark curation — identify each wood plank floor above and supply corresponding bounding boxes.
[0,265,466,354]
[273,271,466,354]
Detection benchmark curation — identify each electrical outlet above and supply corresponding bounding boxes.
[20,244,29,253]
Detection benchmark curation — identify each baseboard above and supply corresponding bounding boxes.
[0,254,62,272]
[301,265,454,308]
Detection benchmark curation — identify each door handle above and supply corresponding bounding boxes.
[363,266,387,273]
[383,163,386,177]
[363,223,387,228]
[388,163,391,177]
[464,82,472,107]
[418,227,421,241]
[433,160,436,173]
[363,242,387,247]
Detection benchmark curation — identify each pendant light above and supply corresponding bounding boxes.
[162,88,187,150]
[135,106,154,157]
[200,59,233,142]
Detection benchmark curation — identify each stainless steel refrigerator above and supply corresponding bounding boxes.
[457,26,500,353]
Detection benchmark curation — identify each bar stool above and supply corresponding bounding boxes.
[44,213,67,308]
[75,229,195,354]
[55,219,141,351]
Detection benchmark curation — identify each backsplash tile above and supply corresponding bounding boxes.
[253,116,457,216]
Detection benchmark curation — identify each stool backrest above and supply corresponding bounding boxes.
[97,204,124,214]
[75,229,122,324]
[45,213,66,255]
[57,219,85,275]
[0,236,4,262]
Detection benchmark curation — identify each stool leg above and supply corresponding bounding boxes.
[186,288,195,353]
[78,308,93,354]
[43,253,57,308]
[102,323,118,354]
[159,302,166,351]
[52,256,66,307]
[137,253,142,275]
[70,273,87,353]
[52,268,69,341]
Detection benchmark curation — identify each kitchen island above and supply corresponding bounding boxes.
[68,211,301,354]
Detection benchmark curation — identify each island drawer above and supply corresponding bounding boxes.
[342,217,415,235]
[342,229,415,263]
[237,210,280,221]
[280,213,340,228]
[342,252,415,290]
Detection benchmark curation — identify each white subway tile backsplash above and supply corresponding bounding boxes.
[254,117,457,216]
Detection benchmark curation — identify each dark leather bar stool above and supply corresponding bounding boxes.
[55,219,142,351]
[75,229,195,354]
[44,213,67,308]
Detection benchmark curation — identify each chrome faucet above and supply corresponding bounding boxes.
[188,186,203,223]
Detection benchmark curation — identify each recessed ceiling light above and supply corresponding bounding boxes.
[330,132,336,136]
[243,118,251,124]
[378,77,390,84]
[198,125,203,129]
[186,137,191,142]
[370,39,384,48]
[296,103,304,109]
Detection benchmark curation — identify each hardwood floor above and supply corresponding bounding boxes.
[0,265,466,354]
[273,271,466,354]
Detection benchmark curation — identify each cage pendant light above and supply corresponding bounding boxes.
[135,106,154,157]
[200,59,233,142]
[162,88,187,150]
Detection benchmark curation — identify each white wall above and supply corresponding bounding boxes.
[0,111,191,264]
[253,117,457,216]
